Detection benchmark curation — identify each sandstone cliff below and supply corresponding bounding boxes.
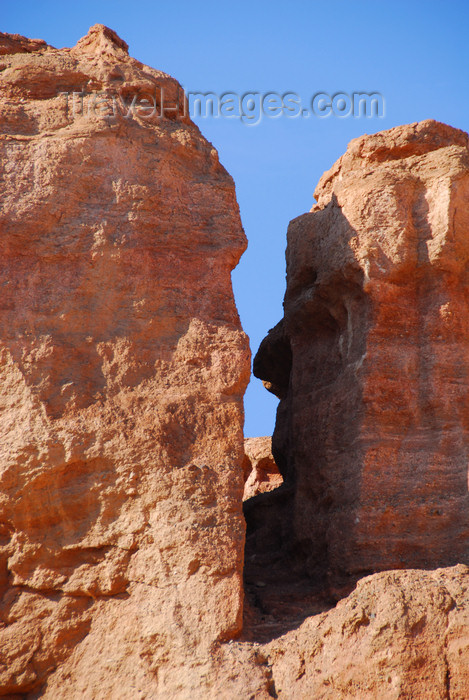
[2,26,469,698]
[0,25,250,697]
[254,120,469,594]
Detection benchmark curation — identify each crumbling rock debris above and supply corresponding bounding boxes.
[192,564,469,699]
[254,565,469,699]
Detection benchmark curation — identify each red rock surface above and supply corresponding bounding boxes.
[0,25,250,697]
[254,120,469,591]
[243,436,283,500]
[253,565,469,699]
[2,28,469,696]
[192,565,469,699]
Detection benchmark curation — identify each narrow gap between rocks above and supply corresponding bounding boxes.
[239,321,333,642]
[241,457,334,643]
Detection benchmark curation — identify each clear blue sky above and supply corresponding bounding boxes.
[4,1,469,436]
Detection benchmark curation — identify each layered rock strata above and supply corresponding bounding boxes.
[254,120,469,590]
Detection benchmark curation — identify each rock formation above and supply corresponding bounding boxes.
[165,564,469,699]
[243,437,283,500]
[2,25,469,697]
[0,25,250,697]
[254,120,469,592]
[247,565,469,699]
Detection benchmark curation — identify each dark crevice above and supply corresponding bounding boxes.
[243,195,369,641]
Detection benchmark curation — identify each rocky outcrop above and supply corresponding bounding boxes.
[254,565,469,699]
[2,30,469,697]
[190,564,469,699]
[254,120,469,592]
[0,25,250,697]
[243,437,283,500]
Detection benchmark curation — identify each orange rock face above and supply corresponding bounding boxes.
[243,437,283,500]
[257,565,469,699]
[254,120,469,591]
[184,564,469,699]
[2,31,469,697]
[0,25,250,696]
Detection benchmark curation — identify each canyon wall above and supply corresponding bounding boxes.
[254,120,469,592]
[2,25,469,698]
[0,25,250,697]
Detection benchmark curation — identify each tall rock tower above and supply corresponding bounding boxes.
[0,25,250,697]
[255,120,469,591]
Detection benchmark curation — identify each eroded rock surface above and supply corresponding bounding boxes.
[2,36,469,698]
[243,436,283,500]
[254,120,469,592]
[204,565,469,699]
[0,25,250,697]
[257,565,469,699]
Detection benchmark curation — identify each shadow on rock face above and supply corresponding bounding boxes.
[245,121,469,632]
[244,195,369,638]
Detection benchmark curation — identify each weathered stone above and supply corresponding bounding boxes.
[254,120,469,591]
[261,565,469,699]
[243,437,283,500]
[3,31,469,697]
[205,565,469,699]
[0,25,250,697]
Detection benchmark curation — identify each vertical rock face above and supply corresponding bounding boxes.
[254,120,469,590]
[0,25,250,697]
[2,33,468,698]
